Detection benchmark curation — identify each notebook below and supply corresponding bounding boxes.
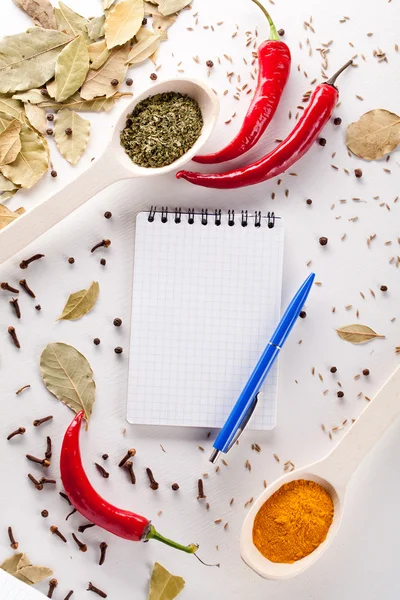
[127,208,284,430]
[0,569,43,599]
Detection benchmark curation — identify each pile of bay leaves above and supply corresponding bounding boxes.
[0,0,192,231]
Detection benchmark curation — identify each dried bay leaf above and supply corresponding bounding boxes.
[0,172,18,192]
[57,281,99,320]
[13,89,46,104]
[88,40,111,69]
[144,2,162,16]
[157,0,191,16]
[87,15,106,41]
[24,102,47,134]
[127,30,160,65]
[40,342,96,423]
[336,324,385,344]
[148,563,185,600]
[0,119,21,166]
[1,121,49,188]
[105,0,144,49]
[0,28,72,94]
[103,0,116,8]
[152,12,177,39]
[55,2,90,43]
[80,42,130,100]
[46,79,57,98]
[0,203,25,230]
[39,91,130,111]
[1,552,53,586]
[346,109,400,161]
[54,109,90,165]
[12,0,56,29]
[55,34,90,102]
[0,96,25,120]
[18,566,54,585]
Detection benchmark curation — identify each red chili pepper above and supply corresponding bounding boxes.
[193,0,291,165]
[177,60,353,190]
[60,412,202,556]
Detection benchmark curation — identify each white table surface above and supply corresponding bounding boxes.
[1,0,400,598]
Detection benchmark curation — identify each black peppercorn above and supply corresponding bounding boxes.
[35,304,41,311]
[330,366,337,373]
[40,88,49,96]
[47,114,54,121]
[171,483,179,491]
[65,127,72,135]
[46,128,53,136]
[150,73,157,81]
[299,310,306,319]
[100,258,106,266]
[41,510,49,518]
[113,318,122,327]
[337,390,344,398]
[333,117,342,126]
[306,198,312,205]
[93,338,101,345]
[68,257,75,264]
[380,285,388,292]
[362,368,370,376]
[277,28,285,36]
[102,454,109,460]
[104,211,112,219]
[50,170,58,178]
[319,237,328,246]
[111,78,119,86]
[354,168,363,178]
[114,346,123,354]
[142,17,147,25]
[318,137,326,146]
[206,60,214,68]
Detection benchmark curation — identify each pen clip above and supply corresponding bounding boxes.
[226,394,259,452]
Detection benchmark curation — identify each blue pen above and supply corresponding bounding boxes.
[209,272,315,463]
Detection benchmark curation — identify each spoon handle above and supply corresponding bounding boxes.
[0,150,128,266]
[320,365,400,489]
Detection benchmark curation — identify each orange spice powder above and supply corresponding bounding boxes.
[252,479,334,563]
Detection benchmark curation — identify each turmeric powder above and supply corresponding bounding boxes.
[252,479,334,563]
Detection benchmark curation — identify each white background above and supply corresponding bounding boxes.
[1,0,400,598]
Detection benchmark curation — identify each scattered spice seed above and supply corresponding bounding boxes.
[8,527,18,550]
[380,285,388,292]
[333,117,342,125]
[198,445,204,452]
[87,582,107,598]
[299,310,307,318]
[50,526,67,543]
[9,298,21,318]
[104,211,112,219]
[363,368,370,376]
[337,391,344,398]
[354,168,363,178]
[146,467,159,490]
[19,279,35,298]
[72,532,87,552]
[68,257,75,264]
[330,366,337,373]
[150,73,157,81]
[245,459,251,471]
[35,305,41,310]
[113,318,122,327]
[47,114,54,121]
[8,326,20,348]
[102,454,108,460]
[28,474,43,490]
[306,198,313,205]
[46,128,53,135]
[1,282,19,293]
[277,28,284,36]
[7,426,25,440]
[118,448,136,467]
[50,169,57,177]
[95,463,109,478]
[20,254,45,269]
[91,239,111,253]
[273,453,280,462]
[206,60,214,67]
[99,542,108,566]
[41,510,49,518]
[100,258,106,266]
[171,483,179,491]
[93,338,101,345]
[124,461,135,484]
[319,236,328,246]
[78,523,95,533]
[47,579,58,598]
[65,127,72,136]
[33,415,53,427]
[251,443,261,452]
[114,346,123,354]
[318,137,326,146]
[197,478,206,499]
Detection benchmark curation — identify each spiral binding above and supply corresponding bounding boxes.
[148,207,276,228]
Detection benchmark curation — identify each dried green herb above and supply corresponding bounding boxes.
[120,92,203,168]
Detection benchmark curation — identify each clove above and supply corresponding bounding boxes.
[19,254,45,269]
[124,461,136,484]
[45,436,52,460]
[71,532,87,552]
[19,279,36,298]
[64,592,74,600]
[40,477,56,485]
[7,426,25,440]
[87,582,107,598]
[1,282,19,293]
[91,239,111,253]
[10,298,21,318]
[99,542,108,566]
[66,508,77,521]
[8,326,20,348]
[16,384,30,395]
[95,463,109,478]
[28,473,43,490]
[26,454,50,468]
[118,448,136,468]
[47,578,58,598]
[146,467,159,491]
[33,415,53,427]
[8,526,18,550]
[50,525,67,543]
[59,491,71,505]
[78,523,95,533]
[197,478,206,499]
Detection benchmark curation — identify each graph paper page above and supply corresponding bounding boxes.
[0,569,44,600]
[127,211,284,430]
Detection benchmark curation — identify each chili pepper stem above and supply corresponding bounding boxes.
[251,0,280,41]
[146,525,198,554]
[326,59,353,87]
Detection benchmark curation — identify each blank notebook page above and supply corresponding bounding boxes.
[0,569,44,599]
[127,211,284,430]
